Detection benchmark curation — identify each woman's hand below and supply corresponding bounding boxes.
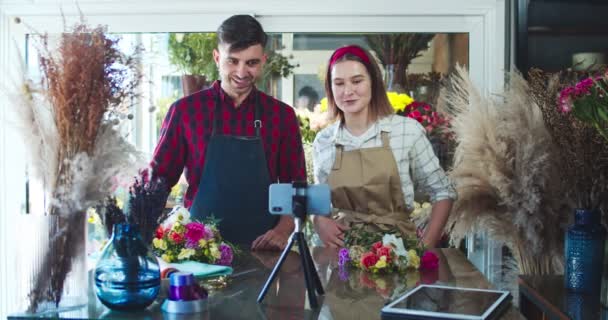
[313,216,350,248]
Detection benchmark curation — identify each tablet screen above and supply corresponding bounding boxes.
[390,286,505,317]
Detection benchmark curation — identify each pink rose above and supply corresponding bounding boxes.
[376,246,393,263]
[155,226,164,239]
[371,241,383,254]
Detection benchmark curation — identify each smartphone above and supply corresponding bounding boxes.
[268,183,331,216]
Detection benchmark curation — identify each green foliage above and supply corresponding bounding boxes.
[297,114,317,144]
[155,91,180,135]
[257,49,298,91]
[168,33,219,80]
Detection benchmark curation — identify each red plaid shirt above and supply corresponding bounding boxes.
[151,81,306,209]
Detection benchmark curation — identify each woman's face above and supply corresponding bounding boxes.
[330,60,372,117]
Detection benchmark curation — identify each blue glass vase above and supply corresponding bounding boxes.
[94,223,161,311]
[565,209,606,294]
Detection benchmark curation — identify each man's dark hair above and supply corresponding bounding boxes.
[217,15,268,52]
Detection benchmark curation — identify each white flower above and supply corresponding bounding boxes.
[162,206,191,228]
[382,234,408,257]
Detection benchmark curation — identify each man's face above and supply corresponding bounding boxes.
[213,43,266,98]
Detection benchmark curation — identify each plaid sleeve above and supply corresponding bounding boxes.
[278,107,306,183]
[150,101,185,190]
[408,122,457,203]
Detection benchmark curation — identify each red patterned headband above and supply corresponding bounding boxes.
[329,45,370,68]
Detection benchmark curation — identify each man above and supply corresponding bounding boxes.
[151,15,306,250]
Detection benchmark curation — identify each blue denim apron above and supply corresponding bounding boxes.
[189,91,278,245]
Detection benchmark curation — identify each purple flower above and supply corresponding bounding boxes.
[338,248,350,267]
[217,243,233,266]
[203,225,214,240]
[338,265,349,281]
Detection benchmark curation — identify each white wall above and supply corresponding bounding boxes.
[0,0,506,317]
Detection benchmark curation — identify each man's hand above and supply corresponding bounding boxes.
[251,228,291,251]
[313,216,349,248]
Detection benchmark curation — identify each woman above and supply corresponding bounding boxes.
[312,45,457,248]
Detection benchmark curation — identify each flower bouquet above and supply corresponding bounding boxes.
[152,207,234,266]
[558,71,608,142]
[338,227,439,274]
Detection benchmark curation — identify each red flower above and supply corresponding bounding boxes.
[420,251,439,270]
[155,226,164,239]
[371,241,383,254]
[361,252,379,269]
[170,231,184,244]
[376,246,392,263]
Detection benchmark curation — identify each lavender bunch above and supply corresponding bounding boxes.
[127,172,170,244]
[98,196,127,236]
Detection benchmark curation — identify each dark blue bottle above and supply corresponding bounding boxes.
[94,223,161,311]
[565,209,606,294]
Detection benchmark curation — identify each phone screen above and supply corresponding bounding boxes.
[268,183,331,216]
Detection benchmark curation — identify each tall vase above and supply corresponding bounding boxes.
[564,209,606,294]
[94,223,160,311]
[20,214,88,314]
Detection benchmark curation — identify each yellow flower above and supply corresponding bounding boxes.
[87,208,100,225]
[198,239,207,248]
[319,97,328,112]
[161,254,173,263]
[407,249,420,269]
[386,91,413,112]
[116,198,124,210]
[411,208,422,218]
[152,238,167,250]
[375,255,388,269]
[177,248,196,260]
[210,244,221,260]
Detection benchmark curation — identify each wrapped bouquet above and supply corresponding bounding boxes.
[338,231,438,274]
[152,207,234,266]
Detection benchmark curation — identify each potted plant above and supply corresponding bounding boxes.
[257,49,298,97]
[168,33,219,96]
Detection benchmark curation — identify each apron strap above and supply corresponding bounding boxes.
[380,131,390,147]
[212,89,262,137]
[254,93,262,137]
[332,145,343,170]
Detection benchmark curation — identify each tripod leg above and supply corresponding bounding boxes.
[301,235,324,295]
[296,232,318,308]
[257,233,296,303]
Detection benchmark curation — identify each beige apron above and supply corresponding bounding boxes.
[327,130,416,238]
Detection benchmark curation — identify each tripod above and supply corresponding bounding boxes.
[257,182,325,308]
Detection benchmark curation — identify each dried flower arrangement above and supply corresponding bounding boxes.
[439,66,567,275]
[528,68,608,215]
[7,20,145,311]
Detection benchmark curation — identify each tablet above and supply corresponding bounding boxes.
[381,284,511,320]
